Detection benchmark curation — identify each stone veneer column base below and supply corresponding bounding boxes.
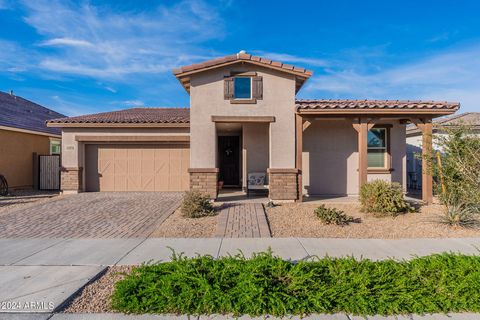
[268,168,299,201]
[61,167,83,193]
[188,168,219,199]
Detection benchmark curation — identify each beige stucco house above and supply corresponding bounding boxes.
[47,51,459,203]
[1,91,63,189]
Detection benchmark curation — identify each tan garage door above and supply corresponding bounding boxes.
[85,144,190,192]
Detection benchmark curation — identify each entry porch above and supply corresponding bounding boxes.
[295,100,459,204]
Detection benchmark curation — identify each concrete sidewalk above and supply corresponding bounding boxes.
[2,237,480,266]
[1,237,480,317]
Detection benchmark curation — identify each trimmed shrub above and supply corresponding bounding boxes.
[111,251,480,316]
[359,180,414,215]
[315,204,357,225]
[180,190,215,218]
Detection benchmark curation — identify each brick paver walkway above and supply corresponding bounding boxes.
[216,203,271,238]
[0,192,182,238]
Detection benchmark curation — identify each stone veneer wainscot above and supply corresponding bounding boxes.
[188,168,219,199]
[268,168,299,200]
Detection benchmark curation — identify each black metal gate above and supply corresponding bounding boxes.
[39,155,61,190]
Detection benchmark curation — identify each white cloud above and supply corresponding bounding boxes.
[41,38,94,47]
[123,100,144,107]
[103,86,117,93]
[254,51,329,67]
[304,44,480,112]
[16,0,225,79]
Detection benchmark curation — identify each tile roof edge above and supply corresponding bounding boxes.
[173,52,313,77]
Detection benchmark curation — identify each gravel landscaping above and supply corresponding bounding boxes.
[150,207,217,238]
[0,189,60,216]
[63,266,133,313]
[266,203,480,238]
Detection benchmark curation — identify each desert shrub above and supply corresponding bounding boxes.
[437,202,480,229]
[426,124,480,206]
[180,190,215,218]
[315,204,357,225]
[112,251,480,316]
[359,180,414,215]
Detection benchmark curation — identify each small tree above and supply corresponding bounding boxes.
[426,124,480,206]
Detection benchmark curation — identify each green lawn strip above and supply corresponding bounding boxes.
[111,251,480,316]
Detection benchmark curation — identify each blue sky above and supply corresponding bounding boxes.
[1,0,479,116]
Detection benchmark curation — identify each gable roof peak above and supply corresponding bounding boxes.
[173,51,313,94]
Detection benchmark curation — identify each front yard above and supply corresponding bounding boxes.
[266,202,480,238]
[149,200,480,239]
[150,207,217,238]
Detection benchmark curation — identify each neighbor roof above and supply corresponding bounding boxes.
[0,91,64,136]
[173,51,313,93]
[296,99,459,115]
[407,112,480,135]
[433,112,480,126]
[47,107,190,127]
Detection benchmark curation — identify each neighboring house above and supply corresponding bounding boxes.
[0,91,64,189]
[47,51,459,203]
[406,112,480,190]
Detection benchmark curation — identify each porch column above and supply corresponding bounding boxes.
[352,119,369,190]
[410,118,433,204]
[295,113,303,202]
[422,121,433,204]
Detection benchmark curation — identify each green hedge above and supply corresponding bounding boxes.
[112,251,480,316]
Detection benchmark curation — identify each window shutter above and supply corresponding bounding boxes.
[224,78,234,99]
[252,76,263,100]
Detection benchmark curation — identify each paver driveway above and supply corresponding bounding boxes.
[0,192,183,238]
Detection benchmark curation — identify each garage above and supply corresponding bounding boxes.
[85,144,190,192]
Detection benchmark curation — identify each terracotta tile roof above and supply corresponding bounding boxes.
[173,51,313,94]
[0,91,64,136]
[47,107,190,124]
[296,99,460,111]
[173,51,313,78]
[407,112,480,134]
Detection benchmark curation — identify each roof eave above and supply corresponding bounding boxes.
[296,108,459,117]
[0,124,62,138]
[46,122,190,128]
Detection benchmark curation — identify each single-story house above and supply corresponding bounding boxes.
[47,51,459,203]
[0,91,64,189]
[406,112,479,190]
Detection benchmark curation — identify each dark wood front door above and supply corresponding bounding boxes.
[218,136,240,186]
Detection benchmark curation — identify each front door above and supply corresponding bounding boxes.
[218,136,240,186]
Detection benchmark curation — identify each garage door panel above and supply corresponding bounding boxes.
[142,175,155,191]
[114,175,127,191]
[86,144,189,192]
[127,175,142,191]
[154,160,169,175]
